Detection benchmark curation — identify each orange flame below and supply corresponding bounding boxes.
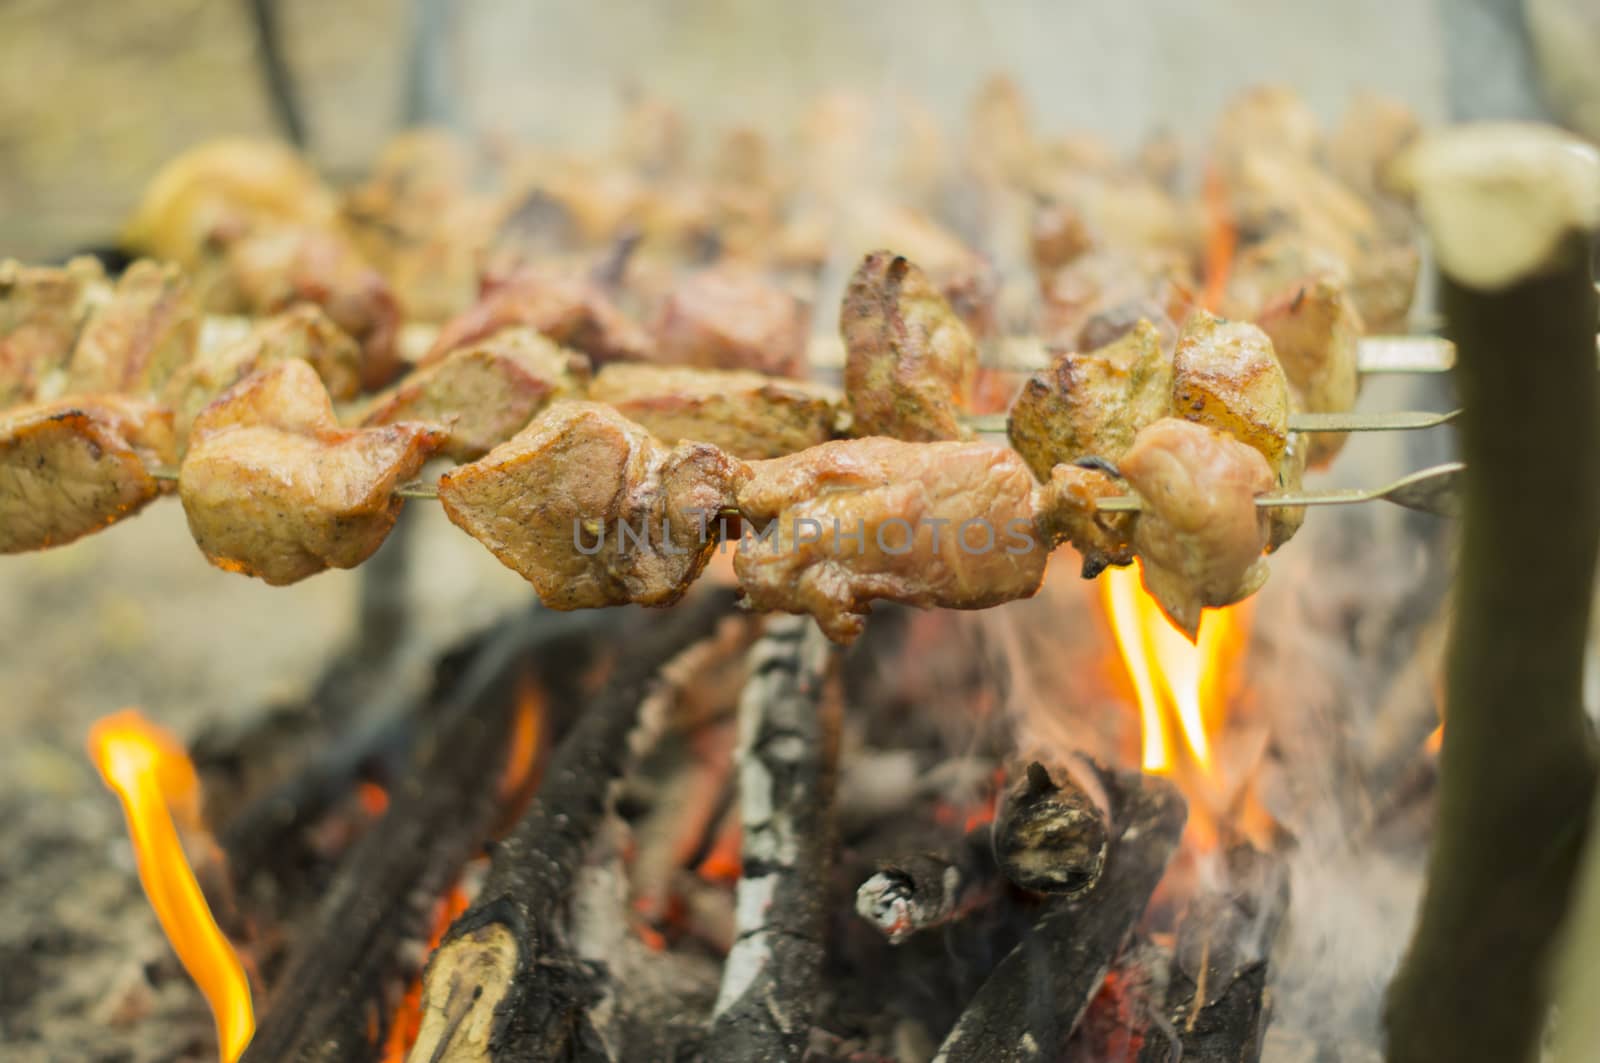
[1201,162,1236,313]
[88,710,254,1062]
[379,880,472,1062]
[497,671,546,804]
[1101,565,1251,785]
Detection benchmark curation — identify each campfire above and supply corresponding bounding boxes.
[3,9,1599,1062]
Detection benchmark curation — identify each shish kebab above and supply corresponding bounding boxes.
[2,247,1466,641]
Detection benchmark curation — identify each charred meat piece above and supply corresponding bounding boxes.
[224,227,404,390]
[1007,320,1170,481]
[363,327,589,461]
[651,266,810,378]
[0,396,177,553]
[1120,418,1273,638]
[164,305,362,441]
[438,401,745,610]
[734,437,1049,644]
[1171,310,1289,472]
[587,363,841,460]
[66,261,200,397]
[1255,275,1362,467]
[841,251,977,442]
[179,360,444,585]
[1034,462,1136,577]
[1038,250,1197,354]
[0,257,106,405]
[426,264,653,370]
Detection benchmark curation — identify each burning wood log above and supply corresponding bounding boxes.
[855,831,994,945]
[992,758,1110,896]
[703,615,840,1063]
[1138,845,1290,1063]
[932,769,1186,1063]
[404,589,736,1062]
[237,606,588,1062]
[1384,126,1600,1063]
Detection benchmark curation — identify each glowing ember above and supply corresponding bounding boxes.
[1101,565,1250,785]
[379,880,472,1062]
[87,709,255,1062]
[497,671,547,804]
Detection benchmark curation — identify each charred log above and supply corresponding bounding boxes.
[992,758,1110,897]
[856,830,994,945]
[405,589,737,1063]
[932,770,1186,1063]
[702,615,840,1063]
[238,606,601,1063]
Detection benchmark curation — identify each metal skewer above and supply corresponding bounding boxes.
[1094,461,1466,518]
[963,407,1461,435]
[153,463,1466,516]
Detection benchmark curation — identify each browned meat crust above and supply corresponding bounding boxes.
[1120,418,1273,639]
[0,396,176,553]
[586,363,842,459]
[179,360,444,585]
[363,327,589,461]
[1007,319,1170,481]
[1171,310,1289,472]
[0,257,106,406]
[841,251,977,442]
[66,261,200,398]
[426,265,653,370]
[223,227,404,391]
[651,267,810,378]
[164,305,362,442]
[734,437,1049,643]
[1255,275,1362,468]
[1038,250,1197,354]
[438,401,745,610]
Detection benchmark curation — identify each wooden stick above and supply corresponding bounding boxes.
[703,616,839,1062]
[404,589,735,1063]
[932,770,1186,1063]
[1383,126,1600,1063]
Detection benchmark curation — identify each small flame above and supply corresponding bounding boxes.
[1101,565,1251,785]
[1425,723,1443,755]
[379,880,472,1062]
[88,710,255,1062]
[497,672,546,805]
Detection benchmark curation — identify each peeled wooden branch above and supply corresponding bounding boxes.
[1384,125,1600,1063]
[405,589,736,1063]
[703,615,839,1062]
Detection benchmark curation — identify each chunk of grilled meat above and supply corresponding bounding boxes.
[651,266,810,378]
[1038,250,1197,354]
[1212,85,1323,165]
[426,264,653,369]
[1007,320,1170,481]
[122,139,340,268]
[438,401,745,610]
[1171,310,1289,472]
[1255,275,1361,468]
[66,261,200,398]
[0,396,177,553]
[363,327,589,461]
[1120,418,1273,639]
[841,251,977,442]
[179,360,444,585]
[734,437,1050,643]
[1034,463,1136,577]
[164,305,361,442]
[1222,231,1419,336]
[0,257,106,405]
[587,363,842,459]
[222,226,404,390]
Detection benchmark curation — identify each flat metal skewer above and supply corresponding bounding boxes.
[1094,461,1466,518]
[964,407,1460,434]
